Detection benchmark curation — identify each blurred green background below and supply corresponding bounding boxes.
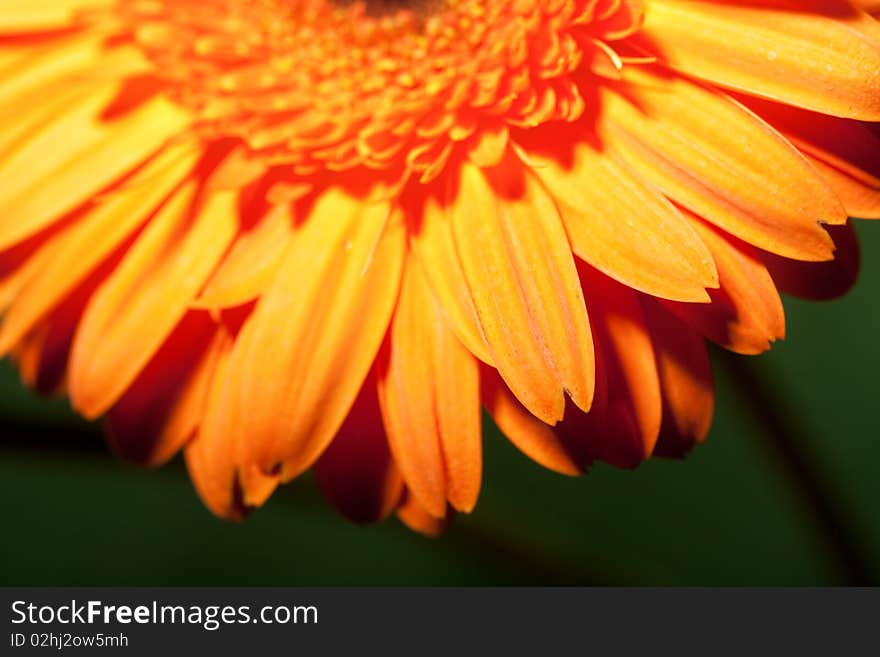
[1,223,878,586]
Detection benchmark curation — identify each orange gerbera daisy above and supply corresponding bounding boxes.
[1,0,879,534]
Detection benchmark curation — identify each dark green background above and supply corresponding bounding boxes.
[1,223,878,586]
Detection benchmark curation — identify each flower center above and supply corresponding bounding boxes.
[333,0,443,18]
[122,0,643,181]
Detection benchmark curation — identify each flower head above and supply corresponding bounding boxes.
[1,0,879,534]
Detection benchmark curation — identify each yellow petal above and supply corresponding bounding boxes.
[0,141,199,354]
[0,82,189,251]
[0,35,143,107]
[0,0,115,32]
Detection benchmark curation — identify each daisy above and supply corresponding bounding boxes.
[1,0,879,535]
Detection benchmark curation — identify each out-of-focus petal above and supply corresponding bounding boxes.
[761,223,861,300]
[641,298,715,458]
[314,372,404,525]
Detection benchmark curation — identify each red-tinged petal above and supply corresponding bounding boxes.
[557,265,662,469]
[662,216,786,356]
[227,192,405,480]
[741,96,880,218]
[481,367,583,476]
[451,161,595,424]
[378,257,482,516]
[314,373,404,525]
[639,0,880,119]
[12,276,98,396]
[598,69,846,261]
[741,96,880,188]
[69,186,238,418]
[761,223,861,300]
[105,313,222,467]
[517,128,718,302]
[641,298,715,458]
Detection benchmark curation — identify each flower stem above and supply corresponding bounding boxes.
[718,350,875,585]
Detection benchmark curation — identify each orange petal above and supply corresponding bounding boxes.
[407,191,492,364]
[450,161,594,424]
[396,490,451,538]
[69,186,238,418]
[662,216,786,356]
[641,298,715,458]
[195,203,295,309]
[518,128,718,302]
[226,192,406,480]
[598,68,846,261]
[639,0,880,119]
[378,257,482,516]
[313,372,404,525]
